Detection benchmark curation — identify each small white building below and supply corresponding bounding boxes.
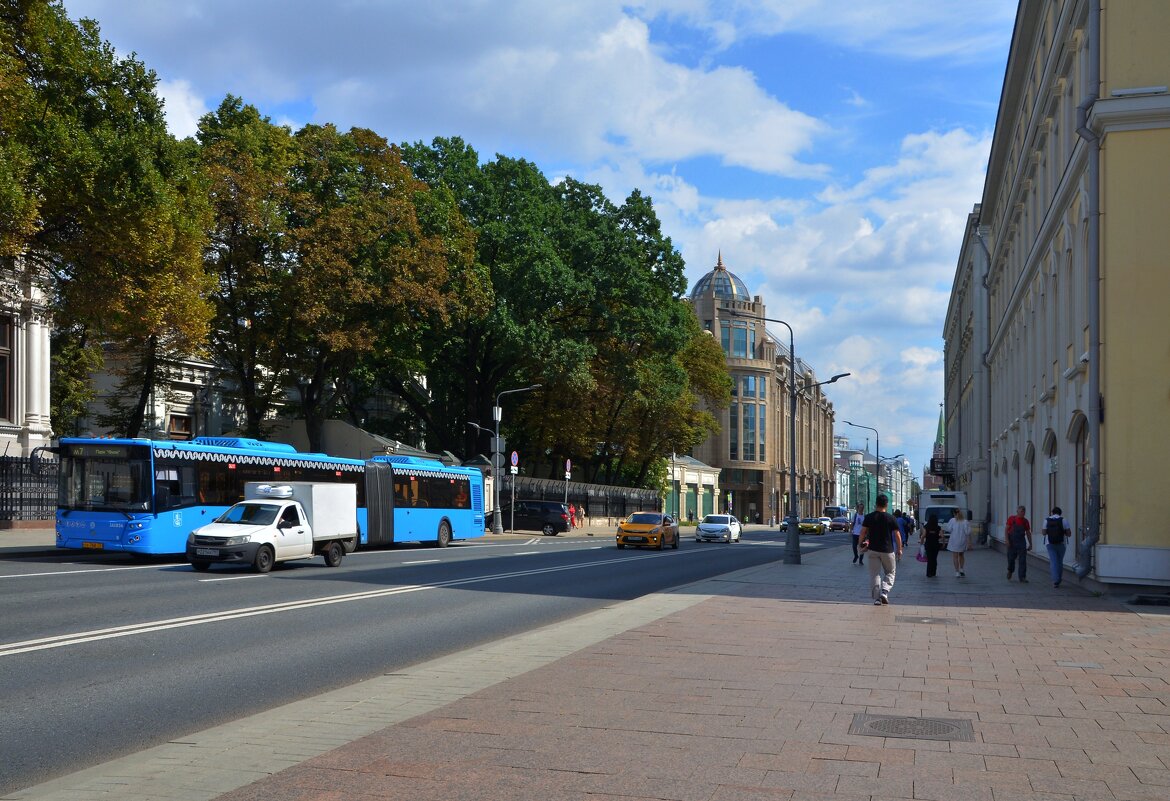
[0,262,53,456]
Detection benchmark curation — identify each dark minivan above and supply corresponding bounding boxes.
[498,500,571,535]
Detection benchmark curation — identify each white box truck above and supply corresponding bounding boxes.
[186,482,358,573]
[917,490,971,527]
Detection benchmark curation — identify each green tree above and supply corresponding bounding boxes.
[197,96,297,437]
[3,1,213,436]
[404,138,726,486]
[283,125,474,452]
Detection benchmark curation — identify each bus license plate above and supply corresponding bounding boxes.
[82,542,104,550]
[195,548,219,557]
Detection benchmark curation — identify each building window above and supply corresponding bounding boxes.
[0,315,11,422]
[721,322,730,356]
[758,404,765,461]
[743,403,756,460]
[732,325,748,358]
[167,414,193,440]
[729,402,738,460]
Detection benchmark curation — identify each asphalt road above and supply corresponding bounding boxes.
[0,529,847,794]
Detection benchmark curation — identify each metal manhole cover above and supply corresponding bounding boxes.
[849,713,974,742]
[895,615,956,625]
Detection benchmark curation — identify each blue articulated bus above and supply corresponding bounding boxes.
[364,455,485,548]
[55,437,366,555]
[54,438,486,554]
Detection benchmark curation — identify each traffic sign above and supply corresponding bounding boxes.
[511,451,519,467]
[510,466,518,475]
[565,458,571,472]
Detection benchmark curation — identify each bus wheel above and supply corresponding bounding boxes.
[323,541,344,567]
[436,521,451,548]
[344,526,359,553]
[253,545,275,574]
[190,560,211,572]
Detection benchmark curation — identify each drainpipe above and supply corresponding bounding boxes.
[973,223,994,546]
[1075,0,1102,579]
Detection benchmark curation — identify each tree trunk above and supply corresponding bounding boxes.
[124,336,158,439]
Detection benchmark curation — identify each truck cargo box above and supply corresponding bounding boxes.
[244,482,357,541]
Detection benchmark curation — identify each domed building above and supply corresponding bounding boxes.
[682,253,838,525]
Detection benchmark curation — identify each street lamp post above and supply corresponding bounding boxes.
[728,310,848,564]
[879,453,905,509]
[491,384,541,535]
[844,420,879,509]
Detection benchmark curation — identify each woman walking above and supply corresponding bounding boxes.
[944,508,971,577]
[923,512,943,578]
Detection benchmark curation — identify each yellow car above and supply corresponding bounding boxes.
[615,512,680,550]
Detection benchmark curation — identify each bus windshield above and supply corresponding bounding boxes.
[58,443,152,513]
[215,503,280,526]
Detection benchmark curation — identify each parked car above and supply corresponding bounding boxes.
[695,514,741,543]
[798,517,826,535]
[829,516,851,532]
[616,511,679,550]
[498,500,571,535]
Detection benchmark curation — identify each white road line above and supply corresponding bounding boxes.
[197,574,269,583]
[402,559,441,565]
[513,551,539,555]
[0,551,690,658]
[0,563,165,580]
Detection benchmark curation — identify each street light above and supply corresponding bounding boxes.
[727,314,851,563]
[844,420,879,510]
[879,453,904,509]
[491,384,542,535]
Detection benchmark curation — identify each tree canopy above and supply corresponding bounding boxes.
[5,5,728,488]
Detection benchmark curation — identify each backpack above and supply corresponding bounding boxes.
[1045,516,1065,544]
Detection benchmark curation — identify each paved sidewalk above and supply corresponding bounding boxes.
[9,541,1170,801]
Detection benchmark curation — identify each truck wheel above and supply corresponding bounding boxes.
[436,521,451,548]
[253,545,275,574]
[190,560,211,572]
[323,541,344,567]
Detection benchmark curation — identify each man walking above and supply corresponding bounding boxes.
[850,501,866,564]
[859,494,902,605]
[1044,506,1071,588]
[1005,505,1033,582]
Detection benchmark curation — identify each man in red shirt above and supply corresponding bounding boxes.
[1005,505,1033,582]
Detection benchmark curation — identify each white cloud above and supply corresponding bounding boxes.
[638,0,1018,61]
[156,78,208,140]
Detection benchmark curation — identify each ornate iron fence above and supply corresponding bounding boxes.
[0,454,58,522]
[506,475,660,520]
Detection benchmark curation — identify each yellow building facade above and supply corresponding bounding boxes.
[945,0,1170,585]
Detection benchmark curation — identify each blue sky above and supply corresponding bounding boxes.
[64,0,1019,477]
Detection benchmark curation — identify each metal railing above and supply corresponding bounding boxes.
[0,455,58,522]
[507,475,660,520]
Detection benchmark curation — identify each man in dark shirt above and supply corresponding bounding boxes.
[860,494,903,605]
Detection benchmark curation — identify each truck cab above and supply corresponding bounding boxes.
[186,482,357,573]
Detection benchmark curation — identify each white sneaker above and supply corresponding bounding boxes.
[955,571,961,577]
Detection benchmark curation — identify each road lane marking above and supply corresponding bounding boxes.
[0,563,165,579]
[0,550,704,658]
[197,574,269,583]
[402,559,441,565]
